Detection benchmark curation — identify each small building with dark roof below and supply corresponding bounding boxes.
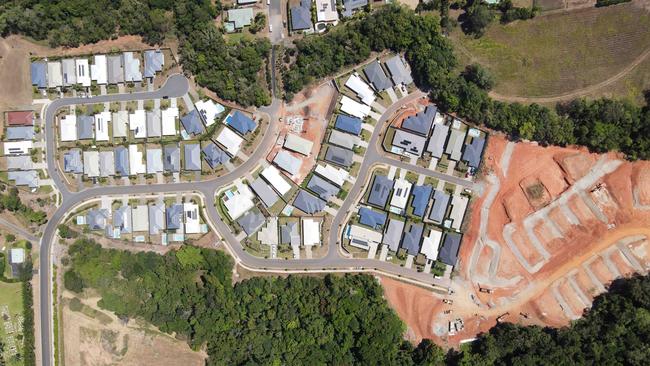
[325,145,354,167]
[163,144,181,172]
[293,189,327,214]
[358,207,387,230]
[202,142,229,169]
[334,114,362,135]
[180,110,205,135]
[307,174,340,200]
[250,177,280,207]
[428,190,450,223]
[367,174,393,208]
[438,232,462,266]
[411,185,432,218]
[227,110,257,135]
[400,223,423,256]
[363,61,392,91]
[462,136,486,169]
[402,105,436,136]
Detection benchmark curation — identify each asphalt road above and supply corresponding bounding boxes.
[38,75,469,366]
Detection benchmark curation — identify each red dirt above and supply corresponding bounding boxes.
[558,279,587,316]
[555,152,596,183]
[608,249,637,277]
[573,268,602,298]
[588,257,615,286]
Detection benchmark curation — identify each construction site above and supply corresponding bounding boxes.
[382,134,650,346]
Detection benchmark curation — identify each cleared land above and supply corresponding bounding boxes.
[450,2,650,104]
[0,281,24,366]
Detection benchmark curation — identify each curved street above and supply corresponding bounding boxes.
[38,75,472,366]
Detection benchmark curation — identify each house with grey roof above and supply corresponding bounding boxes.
[273,150,302,175]
[30,62,46,88]
[367,174,393,208]
[325,145,354,167]
[428,189,450,223]
[202,142,229,169]
[392,129,427,157]
[293,189,327,214]
[400,223,423,256]
[364,60,392,91]
[146,148,163,174]
[63,149,83,174]
[427,124,450,159]
[291,0,313,31]
[184,143,202,171]
[227,8,254,30]
[99,151,115,177]
[144,50,164,79]
[163,144,180,172]
[445,128,466,161]
[7,156,33,171]
[342,0,368,17]
[307,174,340,200]
[237,210,265,236]
[402,105,436,136]
[462,136,486,169]
[146,110,162,137]
[180,110,205,135]
[123,52,143,82]
[8,171,38,189]
[250,177,280,207]
[86,209,109,231]
[439,232,462,266]
[329,129,359,150]
[107,55,124,84]
[166,204,184,231]
[114,146,130,176]
[382,218,405,252]
[77,115,94,140]
[148,202,165,235]
[6,126,35,140]
[281,222,301,247]
[385,55,413,86]
[61,59,76,86]
[113,206,133,234]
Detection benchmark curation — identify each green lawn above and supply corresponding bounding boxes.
[450,3,650,102]
[0,281,24,366]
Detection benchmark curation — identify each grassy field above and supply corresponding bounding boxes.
[0,281,24,366]
[450,3,650,103]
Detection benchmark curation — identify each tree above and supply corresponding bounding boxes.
[412,339,446,365]
[63,270,84,293]
[5,233,16,243]
[462,1,493,37]
[462,64,494,91]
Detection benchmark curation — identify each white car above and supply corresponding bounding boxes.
[269,24,272,33]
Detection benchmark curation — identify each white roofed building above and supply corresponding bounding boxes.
[315,0,339,23]
[132,205,149,232]
[3,141,33,155]
[83,151,100,177]
[162,107,179,136]
[260,165,292,195]
[128,145,146,174]
[112,111,128,138]
[284,134,313,156]
[47,62,63,88]
[130,109,146,138]
[223,182,255,220]
[345,73,375,105]
[420,228,443,261]
[216,127,243,156]
[450,195,469,231]
[390,178,412,212]
[94,111,111,141]
[302,218,321,246]
[340,96,371,119]
[184,202,201,234]
[195,99,225,126]
[347,224,382,251]
[314,164,348,187]
[90,55,108,85]
[75,58,91,87]
[60,114,77,142]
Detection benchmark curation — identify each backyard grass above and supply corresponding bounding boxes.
[449,3,650,101]
[0,281,24,366]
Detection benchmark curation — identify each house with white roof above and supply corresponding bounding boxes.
[340,96,371,119]
[195,99,225,126]
[112,111,128,138]
[315,0,339,24]
[284,134,313,156]
[146,148,163,174]
[314,163,349,187]
[390,178,412,213]
[3,141,33,155]
[347,224,382,251]
[83,150,100,177]
[260,165,292,196]
[47,61,63,88]
[60,114,77,142]
[90,55,108,85]
[129,109,147,138]
[75,58,91,87]
[128,145,146,174]
[123,52,143,83]
[420,228,443,261]
[449,195,469,231]
[223,182,255,220]
[184,202,201,234]
[302,218,321,246]
[132,205,149,232]
[94,111,111,141]
[345,73,375,105]
[99,151,115,177]
[216,127,243,157]
[161,107,179,136]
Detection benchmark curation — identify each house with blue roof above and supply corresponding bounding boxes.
[180,110,205,135]
[114,146,130,176]
[402,105,436,136]
[462,136,486,169]
[31,62,46,88]
[163,144,180,172]
[367,174,393,208]
[293,189,327,214]
[334,114,362,135]
[439,232,462,266]
[291,0,313,31]
[227,111,257,135]
[202,142,229,168]
[428,189,450,223]
[411,184,432,218]
[358,207,387,230]
[400,223,423,256]
[144,49,164,79]
[63,149,83,174]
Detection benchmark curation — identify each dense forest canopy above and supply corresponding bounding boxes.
[66,239,650,365]
[0,0,270,107]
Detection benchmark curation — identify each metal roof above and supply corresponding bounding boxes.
[439,232,462,266]
[427,124,450,159]
[363,61,392,91]
[291,0,313,30]
[123,52,143,82]
[462,136,486,169]
[358,207,387,229]
[281,222,300,246]
[325,145,354,167]
[227,8,254,28]
[184,143,202,171]
[30,62,46,88]
[99,151,115,177]
[8,171,38,188]
[6,126,35,140]
[202,142,229,168]
[402,105,436,136]
[284,134,313,156]
[87,209,109,230]
[411,184,432,218]
[163,144,181,172]
[166,204,184,230]
[146,109,162,137]
[228,110,256,135]
[445,129,466,161]
[180,110,205,135]
[342,0,368,17]
[273,150,302,175]
[382,219,405,252]
[334,114,362,135]
[401,223,423,256]
[293,189,327,214]
[7,156,33,171]
[146,148,163,174]
[367,174,393,208]
[237,210,265,236]
[428,189,450,223]
[107,55,124,84]
[144,50,164,78]
[61,59,76,86]
[250,177,280,207]
[77,115,94,140]
[392,129,427,157]
[385,55,413,86]
[113,206,132,234]
[329,129,358,150]
[148,202,165,235]
[307,174,340,200]
[6,111,34,126]
[114,146,130,176]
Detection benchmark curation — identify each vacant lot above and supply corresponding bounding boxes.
[0,281,24,366]
[450,2,650,103]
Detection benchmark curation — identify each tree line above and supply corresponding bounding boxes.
[283,4,650,160]
[0,187,47,225]
[0,0,271,107]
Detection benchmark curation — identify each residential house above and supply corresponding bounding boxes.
[223,182,255,220]
[77,115,94,140]
[166,204,184,231]
[163,144,181,172]
[314,163,348,187]
[61,59,76,86]
[462,136,486,169]
[293,189,327,214]
[195,99,224,126]
[47,61,63,88]
[340,96,371,120]
[250,177,280,208]
[315,0,339,24]
[6,111,34,126]
[131,205,149,232]
[94,111,111,141]
[260,165,292,195]
[202,142,229,169]
[148,202,166,235]
[402,105,436,136]
[128,145,146,174]
[302,218,321,246]
[438,232,462,266]
[129,109,147,138]
[3,141,33,155]
[216,127,243,157]
[307,174,340,200]
[382,218,405,252]
[83,151,100,177]
[75,58,91,87]
[390,178,412,212]
[358,207,387,230]
[427,123,450,159]
[59,114,77,142]
[345,73,375,105]
[6,126,35,141]
[143,50,164,79]
[347,224,382,251]
[180,110,205,135]
[273,150,302,175]
[428,189,450,223]
[342,0,368,17]
[334,114,362,135]
[90,55,108,85]
[281,221,300,247]
[99,151,115,177]
[324,145,354,167]
[392,129,427,157]
[8,171,38,189]
[30,62,46,88]
[385,55,413,86]
[63,149,83,174]
[291,0,313,31]
[123,52,143,83]
[364,60,392,91]
[184,143,202,171]
[114,146,130,176]
[227,110,257,135]
[449,194,469,231]
[421,228,443,261]
[86,209,109,231]
[410,184,432,218]
[258,218,279,246]
[161,107,179,136]
[7,156,33,171]
[329,129,360,150]
[237,209,265,236]
[184,202,201,234]
[9,248,25,277]
[367,174,393,208]
[400,223,423,256]
[445,128,466,161]
[107,55,124,84]
[227,8,254,30]
[146,148,164,174]
[112,110,129,138]
[284,134,313,156]
[146,109,162,138]
[113,206,133,234]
